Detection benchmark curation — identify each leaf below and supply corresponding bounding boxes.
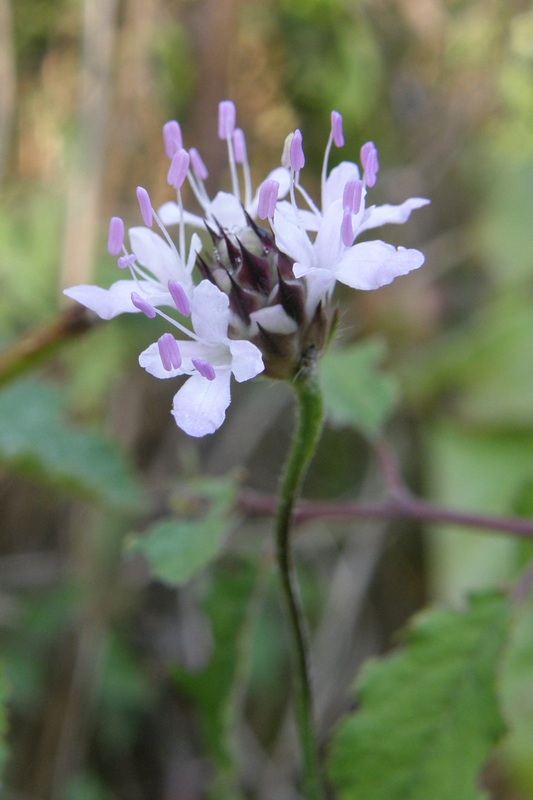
[328,593,509,800]
[126,477,238,586]
[0,378,143,512]
[321,340,397,438]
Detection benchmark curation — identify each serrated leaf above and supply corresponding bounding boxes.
[328,593,509,800]
[126,477,238,586]
[321,340,397,438]
[0,378,143,511]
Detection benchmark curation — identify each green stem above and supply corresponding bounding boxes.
[276,372,325,800]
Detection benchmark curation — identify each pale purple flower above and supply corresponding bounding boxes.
[139,281,264,437]
[270,114,429,308]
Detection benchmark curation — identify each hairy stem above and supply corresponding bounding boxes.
[275,372,325,800]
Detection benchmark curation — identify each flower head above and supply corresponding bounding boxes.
[63,102,428,436]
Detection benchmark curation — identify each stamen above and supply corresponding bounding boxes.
[158,333,182,371]
[258,179,280,220]
[343,178,363,214]
[107,216,125,256]
[118,254,136,269]
[341,209,354,247]
[136,186,153,227]
[331,111,345,147]
[168,280,191,316]
[361,141,379,188]
[192,358,216,381]
[163,120,183,159]
[233,128,246,164]
[218,100,236,140]
[289,129,305,171]
[131,292,156,318]
[167,148,190,190]
[281,133,293,168]
[189,148,209,181]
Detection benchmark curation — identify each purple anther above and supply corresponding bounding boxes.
[163,120,183,159]
[118,254,136,269]
[341,209,354,247]
[192,358,216,381]
[131,291,156,318]
[167,148,190,190]
[361,141,379,188]
[331,111,345,147]
[136,186,153,227]
[189,148,209,181]
[168,280,191,316]
[107,216,125,256]
[343,178,363,215]
[233,128,247,164]
[218,100,236,140]
[289,130,305,171]
[158,333,182,371]
[258,179,280,220]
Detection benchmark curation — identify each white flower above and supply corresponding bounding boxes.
[139,281,264,437]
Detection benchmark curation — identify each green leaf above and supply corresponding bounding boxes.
[321,340,397,438]
[126,477,238,586]
[328,593,509,800]
[0,378,143,511]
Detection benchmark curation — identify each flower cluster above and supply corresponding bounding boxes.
[64,101,428,436]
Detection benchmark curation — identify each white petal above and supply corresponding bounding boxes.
[273,207,315,266]
[228,339,264,382]
[313,200,344,268]
[172,371,231,437]
[208,192,245,230]
[129,227,190,288]
[250,305,298,335]
[64,280,145,319]
[358,197,430,234]
[323,161,361,211]
[335,241,425,290]
[157,201,205,228]
[190,281,230,342]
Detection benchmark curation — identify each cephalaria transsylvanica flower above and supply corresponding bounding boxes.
[64,101,429,436]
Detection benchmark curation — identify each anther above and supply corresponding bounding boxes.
[131,292,156,318]
[331,111,345,147]
[289,129,305,171]
[361,141,379,188]
[218,100,236,140]
[168,280,191,316]
[341,209,354,247]
[189,148,208,181]
[107,216,125,256]
[233,128,247,164]
[258,179,280,220]
[167,148,190,189]
[163,120,183,159]
[343,178,363,215]
[118,254,136,269]
[136,186,153,227]
[158,333,182,371]
[192,358,216,380]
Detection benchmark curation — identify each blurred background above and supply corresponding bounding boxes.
[1,0,533,797]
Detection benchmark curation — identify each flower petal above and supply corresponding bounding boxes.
[172,371,231,437]
[323,161,361,211]
[157,201,205,228]
[273,207,315,266]
[63,280,147,319]
[358,197,430,234]
[335,241,425,290]
[129,226,190,288]
[228,339,264,382]
[190,280,230,342]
